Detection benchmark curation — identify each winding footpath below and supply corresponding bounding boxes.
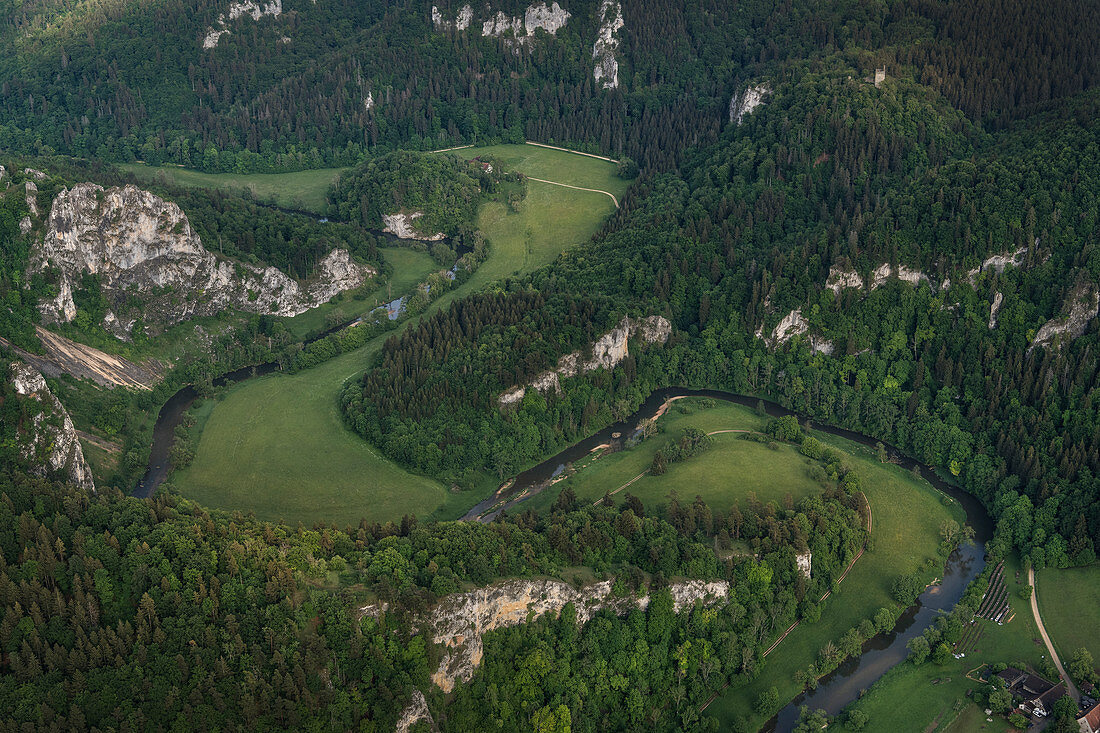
[1028,567,1080,702]
[525,176,620,208]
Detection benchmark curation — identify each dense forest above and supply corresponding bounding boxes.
[4,0,1096,174]
[329,150,520,236]
[0,423,874,730]
[344,68,1100,567]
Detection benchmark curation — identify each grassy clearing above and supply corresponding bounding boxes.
[446,143,630,198]
[119,164,347,214]
[527,400,815,514]
[701,418,966,730]
[839,552,1045,733]
[175,145,626,526]
[1037,562,1100,663]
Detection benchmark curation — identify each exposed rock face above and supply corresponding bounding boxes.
[759,309,833,354]
[381,212,445,241]
[432,4,473,30]
[826,264,863,293]
[796,551,812,580]
[729,84,769,124]
[9,362,95,492]
[966,246,1027,284]
[592,0,624,89]
[24,181,39,217]
[23,168,47,181]
[203,0,282,48]
[1031,280,1099,349]
[419,577,729,692]
[395,690,434,733]
[988,291,1003,329]
[30,183,375,335]
[498,316,671,405]
[870,263,930,290]
[482,2,570,43]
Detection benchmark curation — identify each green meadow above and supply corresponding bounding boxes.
[1036,562,1100,663]
[173,144,628,525]
[120,164,347,214]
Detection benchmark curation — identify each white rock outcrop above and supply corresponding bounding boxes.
[395,690,434,733]
[23,168,47,181]
[30,183,375,334]
[988,291,1003,329]
[9,362,95,492]
[796,551,812,580]
[482,1,570,44]
[825,264,863,294]
[419,577,729,692]
[1031,280,1099,350]
[592,0,624,89]
[203,0,282,48]
[966,246,1027,284]
[758,309,833,354]
[432,4,473,31]
[498,316,671,405]
[729,84,769,124]
[25,181,39,217]
[382,212,445,241]
[869,263,930,291]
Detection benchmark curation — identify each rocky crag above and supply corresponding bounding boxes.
[203,0,283,48]
[381,212,445,241]
[8,362,95,492]
[499,315,671,405]
[29,183,375,338]
[592,0,624,89]
[482,2,570,45]
[729,84,769,124]
[1031,279,1099,350]
[364,576,729,695]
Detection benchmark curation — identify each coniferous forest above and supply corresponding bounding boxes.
[2,0,1100,730]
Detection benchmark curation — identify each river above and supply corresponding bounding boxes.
[459,387,992,730]
[134,375,991,730]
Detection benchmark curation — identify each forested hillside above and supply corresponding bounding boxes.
[6,0,1095,175]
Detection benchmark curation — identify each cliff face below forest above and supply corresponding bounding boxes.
[364,576,729,695]
[499,315,672,405]
[8,362,95,492]
[29,183,375,338]
[1031,279,1099,349]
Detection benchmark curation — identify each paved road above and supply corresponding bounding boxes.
[1029,567,1080,702]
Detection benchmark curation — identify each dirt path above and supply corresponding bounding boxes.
[523,141,618,163]
[525,177,620,208]
[428,144,475,153]
[1029,567,1080,702]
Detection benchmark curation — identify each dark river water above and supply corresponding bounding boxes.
[134,373,991,730]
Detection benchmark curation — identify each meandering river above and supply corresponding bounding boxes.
[135,378,991,730]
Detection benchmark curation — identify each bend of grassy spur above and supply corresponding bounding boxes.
[175,145,624,526]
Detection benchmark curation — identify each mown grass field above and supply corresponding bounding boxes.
[698,416,968,730]
[119,164,347,214]
[524,399,816,514]
[174,145,627,525]
[1037,562,1100,663]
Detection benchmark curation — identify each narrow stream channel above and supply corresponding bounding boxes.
[135,377,992,730]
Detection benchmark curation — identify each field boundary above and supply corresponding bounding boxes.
[526,176,620,208]
[1030,567,1080,702]
[524,141,618,163]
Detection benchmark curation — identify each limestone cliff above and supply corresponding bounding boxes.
[30,183,375,337]
[432,4,473,31]
[1031,279,1098,349]
[729,84,769,124]
[825,264,863,293]
[203,0,283,48]
[592,0,624,89]
[869,263,930,290]
[8,362,95,492]
[382,212,445,241]
[369,577,729,693]
[966,246,1028,284]
[758,309,833,354]
[482,2,570,44]
[499,315,671,405]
